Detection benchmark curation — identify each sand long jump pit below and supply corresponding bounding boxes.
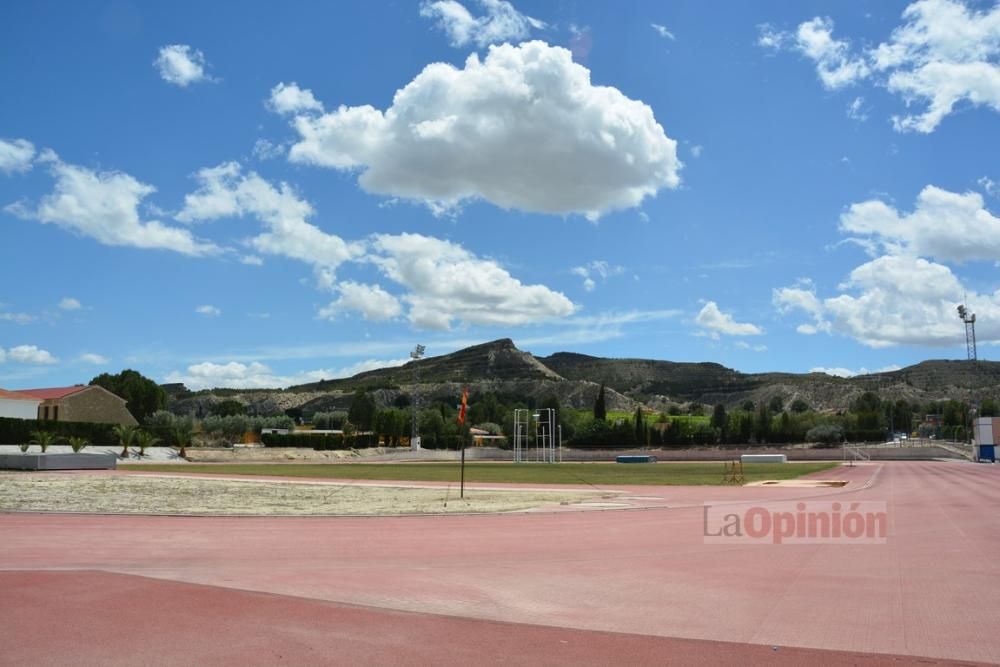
[0,472,602,516]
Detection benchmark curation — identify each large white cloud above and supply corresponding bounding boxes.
[0,138,35,174]
[370,232,576,329]
[318,281,402,322]
[761,0,1000,132]
[177,163,576,329]
[177,162,362,282]
[278,41,681,219]
[777,255,1000,348]
[154,44,213,87]
[840,185,1000,263]
[420,0,545,48]
[694,301,765,338]
[6,154,220,256]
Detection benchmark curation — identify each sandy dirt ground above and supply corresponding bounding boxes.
[0,472,596,515]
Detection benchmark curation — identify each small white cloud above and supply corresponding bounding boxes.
[690,144,703,158]
[317,281,403,322]
[420,0,546,48]
[58,297,82,311]
[980,176,999,199]
[251,139,285,161]
[846,96,868,122]
[4,344,58,364]
[195,304,221,317]
[267,82,323,115]
[735,341,768,352]
[651,23,675,40]
[164,357,410,390]
[695,301,764,337]
[0,137,35,174]
[79,353,109,365]
[154,44,213,87]
[571,260,624,292]
[0,311,34,325]
[240,255,264,266]
[811,364,901,378]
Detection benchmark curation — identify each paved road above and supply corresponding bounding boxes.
[2,461,998,665]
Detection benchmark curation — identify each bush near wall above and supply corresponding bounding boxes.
[0,417,118,445]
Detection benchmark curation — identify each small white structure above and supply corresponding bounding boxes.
[0,388,42,420]
[741,454,787,464]
[973,417,999,462]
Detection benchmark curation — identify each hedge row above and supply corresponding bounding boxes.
[0,417,118,445]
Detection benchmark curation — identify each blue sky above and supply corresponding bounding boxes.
[1,0,998,390]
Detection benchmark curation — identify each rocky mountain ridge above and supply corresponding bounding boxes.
[166,338,1000,417]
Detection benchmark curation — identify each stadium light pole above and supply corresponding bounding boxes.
[957,304,977,361]
[410,344,425,449]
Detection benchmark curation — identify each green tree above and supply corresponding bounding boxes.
[89,369,166,422]
[754,405,771,443]
[981,399,999,418]
[741,400,755,412]
[134,430,160,457]
[768,396,784,413]
[172,418,194,459]
[711,403,728,438]
[593,384,607,421]
[113,424,139,459]
[790,398,810,413]
[211,399,246,417]
[634,406,645,445]
[67,436,89,453]
[687,403,705,416]
[29,430,58,453]
[667,404,682,416]
[348,390,377,433]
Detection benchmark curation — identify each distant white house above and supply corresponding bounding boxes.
[0,388,43,420]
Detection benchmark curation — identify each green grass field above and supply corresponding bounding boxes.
[123,461,837,486]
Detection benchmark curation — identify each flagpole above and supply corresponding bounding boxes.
[458,386,468,499]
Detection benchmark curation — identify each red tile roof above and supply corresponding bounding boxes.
[0,388,42,402]
[13,386,89,400]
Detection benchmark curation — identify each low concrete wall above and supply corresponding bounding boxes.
[0,452,117,470]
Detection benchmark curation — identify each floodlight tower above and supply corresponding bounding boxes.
[957,305,977,361]
[410,344,426,449]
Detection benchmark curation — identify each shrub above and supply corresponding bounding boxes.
[0,417,117,446]
[806,424,845,447]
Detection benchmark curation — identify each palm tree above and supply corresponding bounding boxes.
[172,419,194,459]
[67,436,89,453]
[113,424,139,459]
[29,430,59,453]
[134,430,160,458]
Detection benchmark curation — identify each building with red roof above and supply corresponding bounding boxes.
[0,388,43,420]
[9,385,138,426]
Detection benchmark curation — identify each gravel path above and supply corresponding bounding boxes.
[0,472,595,516]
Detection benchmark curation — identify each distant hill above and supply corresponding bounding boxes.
[166,339,1000,417]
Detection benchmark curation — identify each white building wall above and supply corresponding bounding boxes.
[0,398,41,420]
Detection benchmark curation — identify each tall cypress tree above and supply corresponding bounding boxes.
[634,405,644,445]
[593,383,607,421]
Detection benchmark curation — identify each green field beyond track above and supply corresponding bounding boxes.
[123,461,838,486]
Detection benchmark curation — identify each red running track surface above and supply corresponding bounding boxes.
[2,461,999,665]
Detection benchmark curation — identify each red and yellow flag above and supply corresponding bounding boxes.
[457,387,468,426]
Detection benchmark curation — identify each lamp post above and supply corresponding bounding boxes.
[410,344,425,450]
